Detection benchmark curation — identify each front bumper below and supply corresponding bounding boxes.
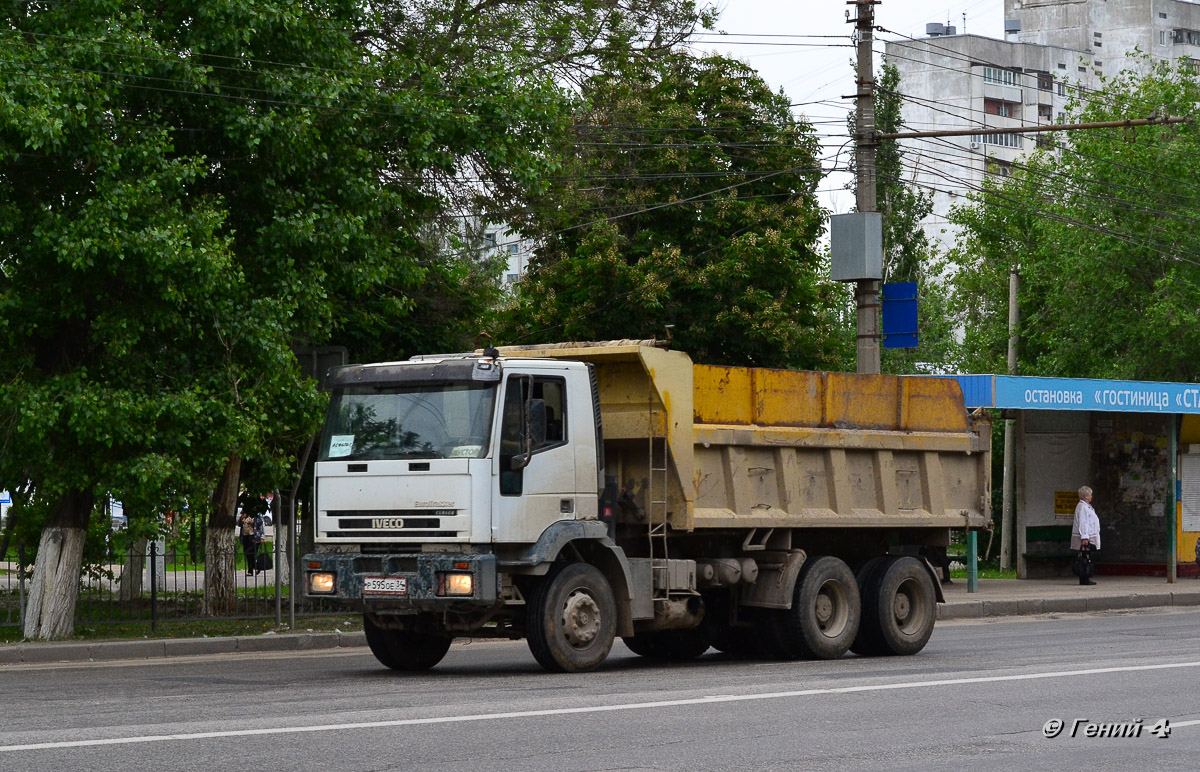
[303,552,498,608]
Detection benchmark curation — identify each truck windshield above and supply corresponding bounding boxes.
[318,382,497,461]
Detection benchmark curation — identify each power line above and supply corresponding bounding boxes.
[897,144,1200,276]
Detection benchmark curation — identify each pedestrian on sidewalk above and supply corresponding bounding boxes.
[239,509,264,577]
[1071,485,1101,586]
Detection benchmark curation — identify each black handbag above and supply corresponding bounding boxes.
[1072,549,1093,579]
[255,552,273,571]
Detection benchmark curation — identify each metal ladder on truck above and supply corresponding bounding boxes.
[646,387,670,601]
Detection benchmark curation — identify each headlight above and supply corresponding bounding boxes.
[309,572,335,594]
[441,573,474,596]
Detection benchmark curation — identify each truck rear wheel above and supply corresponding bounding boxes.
[771,556,860,660]
[622,629,710,661]
[526,563,616,673]
[363,615,453,671]
[854,556,936,656]
[850,556,888,656]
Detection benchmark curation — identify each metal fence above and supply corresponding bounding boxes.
[1,541,341,631]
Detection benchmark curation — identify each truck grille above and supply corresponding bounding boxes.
[325,509,461,539]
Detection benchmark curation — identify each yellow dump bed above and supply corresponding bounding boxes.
[498,342,991,532]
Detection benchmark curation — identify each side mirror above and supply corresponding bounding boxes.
[511,399,546,471]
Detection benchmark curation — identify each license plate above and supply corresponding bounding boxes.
[363,576,408,596]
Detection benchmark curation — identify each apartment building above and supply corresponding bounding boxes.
[1007,0,1200,70]
[887,0,1200,249]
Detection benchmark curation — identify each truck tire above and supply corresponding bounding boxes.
[849,556,888,656]
[771,556,860,660]
[621,629,710,661]
[526,562,617,673]
[363,615,453,671]
[855,556,936,657]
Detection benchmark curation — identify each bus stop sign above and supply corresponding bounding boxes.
[882,282,918,349]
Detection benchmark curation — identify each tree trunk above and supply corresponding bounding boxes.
[272,492,290,583]
[23,491,94,640]
[118,537,148,602]
[203,454,241,616]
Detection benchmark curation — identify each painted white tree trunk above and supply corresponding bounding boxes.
[23,526,86,639]
[203,526,238,616]
[275,522,291,584]
[204,453,241,616]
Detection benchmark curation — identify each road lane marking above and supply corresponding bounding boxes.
[5,659,1200,752]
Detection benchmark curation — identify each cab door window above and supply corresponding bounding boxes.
[498,375,567,495]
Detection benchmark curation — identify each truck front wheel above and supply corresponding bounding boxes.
[363,615,453,671]
[526,563,616,673]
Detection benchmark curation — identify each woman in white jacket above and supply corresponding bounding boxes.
[1071,486,1101,586]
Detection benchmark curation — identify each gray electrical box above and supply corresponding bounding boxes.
[830,212,883,281]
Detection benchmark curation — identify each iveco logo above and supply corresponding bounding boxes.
[415,500,454,508]
[372,518,406,529]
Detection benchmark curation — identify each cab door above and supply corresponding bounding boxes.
[491,370,577,542]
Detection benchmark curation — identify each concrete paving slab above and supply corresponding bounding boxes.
[981,598,1041,616]
[1042,597,1090,614]
[338,631,366,647]
[164,636,239,657]
[18,642,95,664]
[89,640,167,661]
[236,633,304,652]
[936,601,983,620]
[0,646,25,665]
[1086,594,1145,612]
[1171,590,1200,606]
[292,632,340,650]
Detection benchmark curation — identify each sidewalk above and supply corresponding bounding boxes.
[3,576,1200,665]
[938,574,1200,620]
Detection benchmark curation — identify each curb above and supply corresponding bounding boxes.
[0,630,367,665]
[938,590,1200,620]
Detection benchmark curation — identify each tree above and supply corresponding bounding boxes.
[0,3,247,634]
[342,0,715,362]
[0,0,583,635]
[949,58,1200,381]
[500,52,850,369]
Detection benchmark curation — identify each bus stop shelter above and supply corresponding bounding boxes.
[949,374,1200,580]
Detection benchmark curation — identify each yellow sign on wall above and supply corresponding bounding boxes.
[1054,491,1079,516]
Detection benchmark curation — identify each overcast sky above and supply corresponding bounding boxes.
[697,0,1007,214]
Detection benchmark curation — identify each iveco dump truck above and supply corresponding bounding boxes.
[304,341,990,672]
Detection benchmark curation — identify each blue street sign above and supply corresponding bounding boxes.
[882,282,918,349]
[941,374,1200,414]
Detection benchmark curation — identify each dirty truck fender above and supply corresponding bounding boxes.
[499,520,636,637]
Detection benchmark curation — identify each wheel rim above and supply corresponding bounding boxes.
[893,577,929,634]
[562,588,602,648]
[814,578,850,638]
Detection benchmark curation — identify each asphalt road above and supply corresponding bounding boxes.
[3,609,1199,770]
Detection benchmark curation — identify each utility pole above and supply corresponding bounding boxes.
[851,0,880,374]
[1000,267,1018,572]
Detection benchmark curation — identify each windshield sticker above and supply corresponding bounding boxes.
[448,445,483,458]
[328,435,355,458]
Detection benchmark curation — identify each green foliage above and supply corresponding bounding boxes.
[343,0,716,364]
[0,0,593,559]
[500,52,850,369]
[950,58,1200,381]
